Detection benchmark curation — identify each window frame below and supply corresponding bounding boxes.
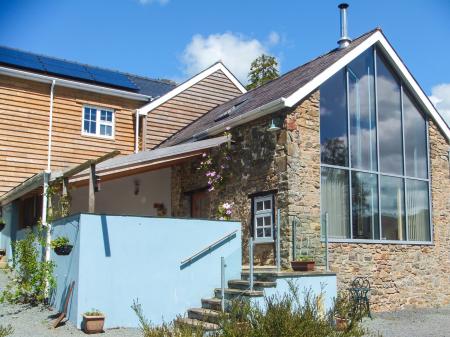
[319,46,433,245]
[81,105,115,140]
[252,194,275,243]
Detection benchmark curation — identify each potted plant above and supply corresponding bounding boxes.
[0,249,5,257]
[51,236,73,256]
[0,218,5,232]
[291,255,315,271]
[82,309,105,334]
[333,293,352,331]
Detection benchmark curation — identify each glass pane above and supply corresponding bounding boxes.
[264,216,271,226]
[256,228,263,237]
[264,228,271,237]
[107,111,112,122]
[90,121,96,134]
[256,201,263,211]
[348,49,377,171]
[320,69,348,166]
[406,179,430,241]
[403,90,428,178]
[380,176,406,240]
[352,172,379,239]
[105,125,112,136]
[321,167,350,238]
[377,53,403,175]
[256,217,263,227]
[100,110,107,121]
[264,200,271,210]
[84,108,90,120]
[100,125,106,135]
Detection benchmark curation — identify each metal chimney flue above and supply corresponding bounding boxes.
[338,3,352,49]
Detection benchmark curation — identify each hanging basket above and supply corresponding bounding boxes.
[0,222,5,232]
[54,244,73,256]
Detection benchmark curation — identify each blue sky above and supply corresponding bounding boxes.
[1,0,449,123]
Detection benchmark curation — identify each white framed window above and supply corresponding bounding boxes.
[253,194,274,242]
[82,105,114,139]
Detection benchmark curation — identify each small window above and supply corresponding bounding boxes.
[253,194,274,242]
[82,106,114,139]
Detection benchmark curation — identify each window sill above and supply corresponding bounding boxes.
[81,132,115,141]
[254,238,274,244]
[322,238,434,246]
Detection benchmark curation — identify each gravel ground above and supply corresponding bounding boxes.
[362,306,450,337]
[0,270,141,337]
[1,270,450,337]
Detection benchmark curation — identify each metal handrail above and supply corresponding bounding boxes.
[180,229,238,266]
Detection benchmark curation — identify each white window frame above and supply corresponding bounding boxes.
[253,194,274,243]
[81,105,115,140]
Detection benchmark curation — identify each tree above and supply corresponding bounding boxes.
[246,54,279,90]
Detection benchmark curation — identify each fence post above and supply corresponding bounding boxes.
[325,212,329,272]
[292,216,297,262]
[276,209,281,272]
[221,256,226,312]
[249,237,254,291]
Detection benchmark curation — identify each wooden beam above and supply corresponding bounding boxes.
[88,164,95,213]
[62,150,120,179]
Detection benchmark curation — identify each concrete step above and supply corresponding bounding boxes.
[177,317,220,331]
[201,297,223,311]
[228,279,276,290]
[214,288,263,299]
[187,307,221,323]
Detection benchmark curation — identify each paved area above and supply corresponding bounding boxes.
[0,270,141,337]
[362,306,450,337]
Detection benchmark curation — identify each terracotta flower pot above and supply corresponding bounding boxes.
[54,244,73,256]
[334,316,349,331]
[291,260,315,271]
[82,314,105,334]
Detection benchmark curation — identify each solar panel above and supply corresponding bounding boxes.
[39,56,94,82]
[0,47,45,72]
[88,67,138,90]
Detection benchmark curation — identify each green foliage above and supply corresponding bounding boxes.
[84,309,104,316]
[246,54,279,90]
[0,325,13,337]
[295,255,314,262]
[46,181,71,222]
[50,236,70,249]
[131,299,204,337]
[0,227,55,306]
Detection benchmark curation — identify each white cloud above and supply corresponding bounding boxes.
[430,83,450,126]
[139,0,169,5]
[181,32,279,83]
[267,31,280,46]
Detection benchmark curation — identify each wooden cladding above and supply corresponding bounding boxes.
[145,70,243,149]
[0,74,142,195]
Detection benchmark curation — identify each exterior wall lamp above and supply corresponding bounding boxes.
[267,118,281,133]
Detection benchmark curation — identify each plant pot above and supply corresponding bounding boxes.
[82,314,105,334]
[334,316,349,331]
[0,222,5,232]
[291,260,315,271]
[54,244,73,256]
[0,249,5,256]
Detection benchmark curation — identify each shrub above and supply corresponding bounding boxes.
[0,227,55,306]
[0,325,13,337]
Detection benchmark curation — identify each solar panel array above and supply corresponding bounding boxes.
[0,46,138,91]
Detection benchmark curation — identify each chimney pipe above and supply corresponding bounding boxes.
[337,3,352,49]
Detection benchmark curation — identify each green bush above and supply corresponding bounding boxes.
[0,227,55,306]
[50,236,70,249]
[0,325,13,337]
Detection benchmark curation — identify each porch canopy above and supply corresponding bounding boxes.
[0,135,228,206]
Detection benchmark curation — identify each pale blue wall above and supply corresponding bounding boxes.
[51,214,242,329]
[0,201,18,259]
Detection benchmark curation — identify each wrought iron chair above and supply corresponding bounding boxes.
[348,277,372,319]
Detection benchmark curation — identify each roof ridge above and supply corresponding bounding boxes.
[0,44,174,85]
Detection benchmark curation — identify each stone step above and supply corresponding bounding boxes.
[176,317,220,331]
[201,297,223,311]
[187,307,221,323]
[228,279,276,289]
[214,288,264,299]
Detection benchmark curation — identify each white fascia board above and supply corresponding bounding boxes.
[138,62,247,116]
[0,66,152,102]
[284,30,450,140]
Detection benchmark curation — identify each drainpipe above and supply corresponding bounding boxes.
[43,80,56,265]
[134,110,139,153]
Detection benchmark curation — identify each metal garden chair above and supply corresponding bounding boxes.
[349,276,372,319]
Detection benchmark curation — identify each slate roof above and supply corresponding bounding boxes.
[160,29,379,147]
[0,45,176,97]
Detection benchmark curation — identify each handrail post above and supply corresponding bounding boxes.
[292,216,297,262]
[221,256,226,312]
[325,212,329,272]
[249,237,254,291]
[276,209,281,272]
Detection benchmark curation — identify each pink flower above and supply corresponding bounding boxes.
[202,152,207,158]
[226,126,231,131]
[226,209,232,215]
[208,186,215,192]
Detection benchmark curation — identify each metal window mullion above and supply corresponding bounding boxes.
[374,47,382,240]
[400,83,408,241]
[346,66,353,239]
[425,115,433,243]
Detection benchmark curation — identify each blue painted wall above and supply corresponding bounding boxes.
[51,214,242,329]
[0,201,19,259]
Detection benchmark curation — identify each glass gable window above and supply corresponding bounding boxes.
[82,106,114,138]
[320,47,431,243]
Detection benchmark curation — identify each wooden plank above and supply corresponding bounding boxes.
[88,164,95,213]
